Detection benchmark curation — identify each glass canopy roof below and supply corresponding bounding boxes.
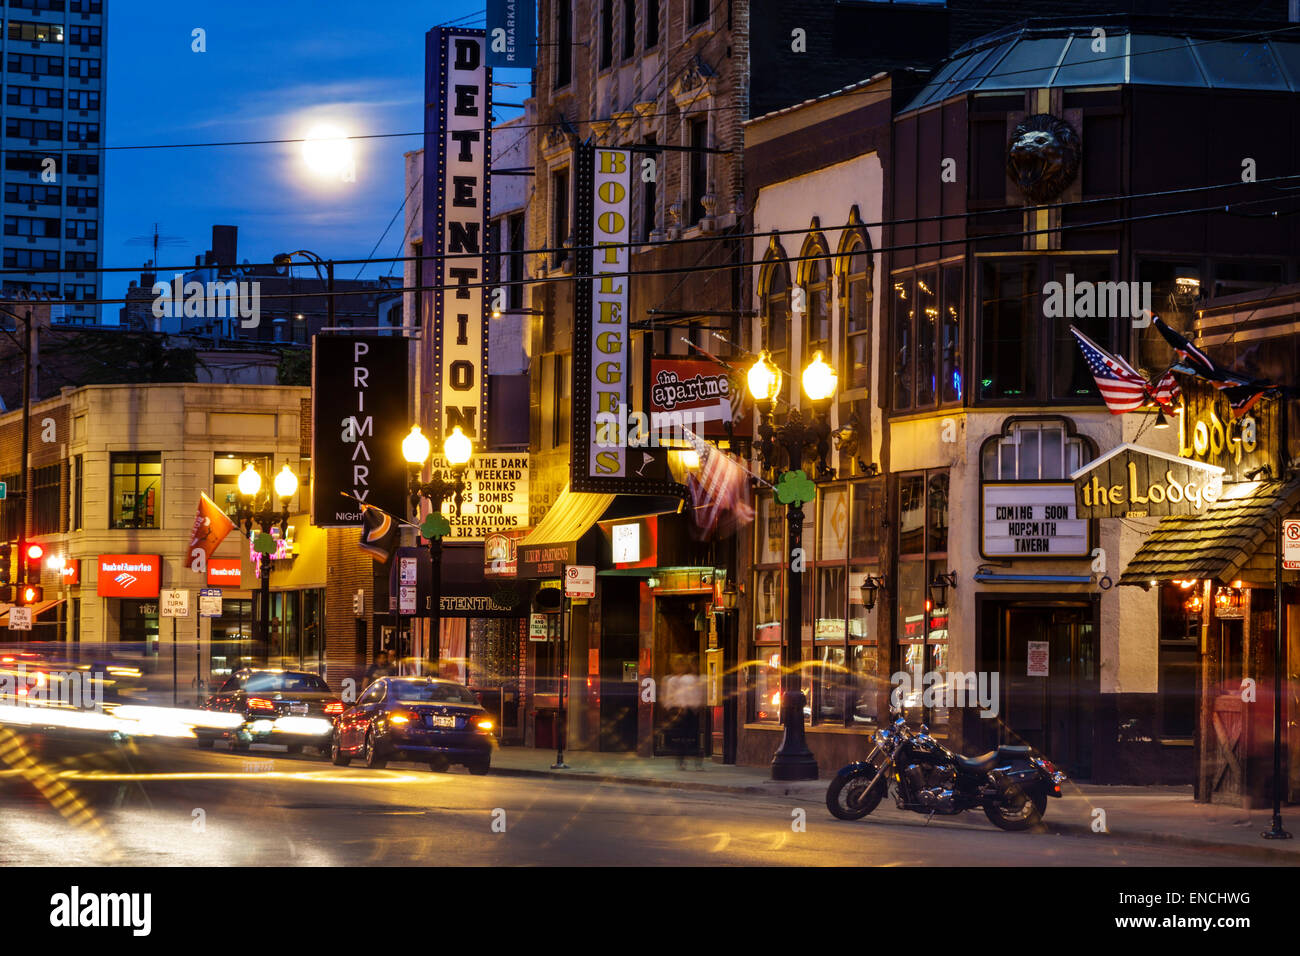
[902,25,1300,113]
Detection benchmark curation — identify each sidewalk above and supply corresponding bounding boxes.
[491,746,1300,861]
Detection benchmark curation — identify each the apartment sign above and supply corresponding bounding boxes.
[981,483,1090,559]
[427,453,529,540]
[571,142,679,497]
[425,27,491,445]
[311,335,410,527]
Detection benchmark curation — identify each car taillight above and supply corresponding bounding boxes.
[247,697,277,713]
[324,701,344,716]
[473,716,494,733]
[389,710,420,726]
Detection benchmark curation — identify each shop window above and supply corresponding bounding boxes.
[896,470,950,730]
[213,453,272,519]
[1158,582,1200,739]
[110,452,161,530]
[980,419,1090,481]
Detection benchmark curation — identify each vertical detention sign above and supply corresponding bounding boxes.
[425,27,491,444]
[311,335,410,527]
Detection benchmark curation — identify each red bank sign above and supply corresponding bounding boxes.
[207,558,243,588]
[97,555,161,598]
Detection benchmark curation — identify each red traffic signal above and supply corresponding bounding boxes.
[25,543,42,562]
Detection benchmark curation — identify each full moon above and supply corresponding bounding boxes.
[301,124,353,178]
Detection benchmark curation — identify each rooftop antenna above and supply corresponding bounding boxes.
[125,223,187,270]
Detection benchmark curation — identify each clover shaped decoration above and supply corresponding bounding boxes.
[419,513,452,540]
[775,469,816,506]
[252,531,278,555]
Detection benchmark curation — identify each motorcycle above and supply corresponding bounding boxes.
[826,713,1067,831]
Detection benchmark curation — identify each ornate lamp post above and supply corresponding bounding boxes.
[235,463,297,665]
[403,424,474,676]
[747,349,838,781]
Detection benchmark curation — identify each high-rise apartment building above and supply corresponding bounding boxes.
[0,0,105,325]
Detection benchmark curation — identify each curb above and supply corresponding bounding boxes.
[494,764,1300,858]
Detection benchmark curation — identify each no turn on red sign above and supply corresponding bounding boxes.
[1283,519,1300,570]
[564,565,596,599]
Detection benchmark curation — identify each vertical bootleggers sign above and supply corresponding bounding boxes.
[571,142,681,497]
[425,27,491,444]
[311,336,410,526]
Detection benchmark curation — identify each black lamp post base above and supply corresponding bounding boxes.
[771,750,819,781]
[1262,817,1292,840]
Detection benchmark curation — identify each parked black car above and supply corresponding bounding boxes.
[197,668,342,755]
[331,677,494,773]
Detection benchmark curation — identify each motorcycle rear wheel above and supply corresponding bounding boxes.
[826,770,886,820]
[983,783,1048,831]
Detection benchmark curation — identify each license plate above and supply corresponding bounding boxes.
[290,703,308,715]
[429,715,456,728]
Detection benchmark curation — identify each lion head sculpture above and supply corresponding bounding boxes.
[1006,113,1081,205]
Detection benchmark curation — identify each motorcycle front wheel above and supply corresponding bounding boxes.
[826,769,886,820]
[983,783,1048,831]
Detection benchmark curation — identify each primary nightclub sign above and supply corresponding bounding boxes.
[311,335,410,527]
[424,27,491,444]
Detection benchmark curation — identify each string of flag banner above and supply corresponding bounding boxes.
[1071,314,1293,420]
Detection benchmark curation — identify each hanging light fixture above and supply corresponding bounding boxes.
[859,574,886,611]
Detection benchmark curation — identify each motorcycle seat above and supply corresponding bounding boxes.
[954,746,1034,773]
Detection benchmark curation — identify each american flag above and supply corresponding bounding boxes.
[1152,314,1272,417]
[1070,326,1152,414]
[1150,369,1181,411]
[682,427,755,540]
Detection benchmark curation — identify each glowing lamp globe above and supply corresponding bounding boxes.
[802,351,837,403]
[443,426,473,467]
[274,464,298,500]
[403,425,431,465]
[237,464,262,497]
[747,350,782,404]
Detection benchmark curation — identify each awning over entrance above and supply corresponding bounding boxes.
[1119,478,1300,586]
[518,487,616,578]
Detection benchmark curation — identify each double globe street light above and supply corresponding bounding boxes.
[235,463,299,664]
[402,424,474,675]
[747,348,838,781]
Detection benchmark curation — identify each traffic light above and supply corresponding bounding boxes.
[18,584,42,606]
[24,543,43,580]
[0,543,10,585]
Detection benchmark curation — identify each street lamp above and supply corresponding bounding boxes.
[234,462,297,665]
[404,424,474,676]
[860,574,887,612]
[748,348,839,781]
[274,250,334,333]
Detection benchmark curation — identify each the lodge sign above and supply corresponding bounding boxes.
[1071,443,1224,519]
[981,483,1090,558]
[1176,380,1274,482]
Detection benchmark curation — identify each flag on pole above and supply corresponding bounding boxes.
[188,492,236,562]
[1069,326,1153,414]
[1151,314,1274,417]
[358,503,398,562]
[683,427,755,540]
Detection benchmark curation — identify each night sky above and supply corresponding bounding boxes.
[103,1,529,317]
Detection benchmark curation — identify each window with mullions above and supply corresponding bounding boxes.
[978,257,1117,404]
[839,230,873,391]
[980,419,1090,482]
[896,470,950,731]
[213,453,272,520]
[110,453,162,530]
[799,233,832,366]
[893,263,963,411]
[31,464,60,536]
[758,248,792,403]
[8,20,63,42]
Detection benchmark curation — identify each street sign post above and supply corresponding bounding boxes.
[564,565,596,599]
[161,589,189,706]
[198,588,222,617]
[8,607,31,632]
[1283,519,1300,571]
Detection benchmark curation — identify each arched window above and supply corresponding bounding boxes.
[799,227,832,366]
[980,419,1092,480]
[759,236,792,399]
[837,210,873,391]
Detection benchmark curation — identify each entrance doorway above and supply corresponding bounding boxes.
[653,595,709,756]
[598,577,640,751]
[988,600,1098,778]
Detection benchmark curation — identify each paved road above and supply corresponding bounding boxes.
[0,736,1263,867]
